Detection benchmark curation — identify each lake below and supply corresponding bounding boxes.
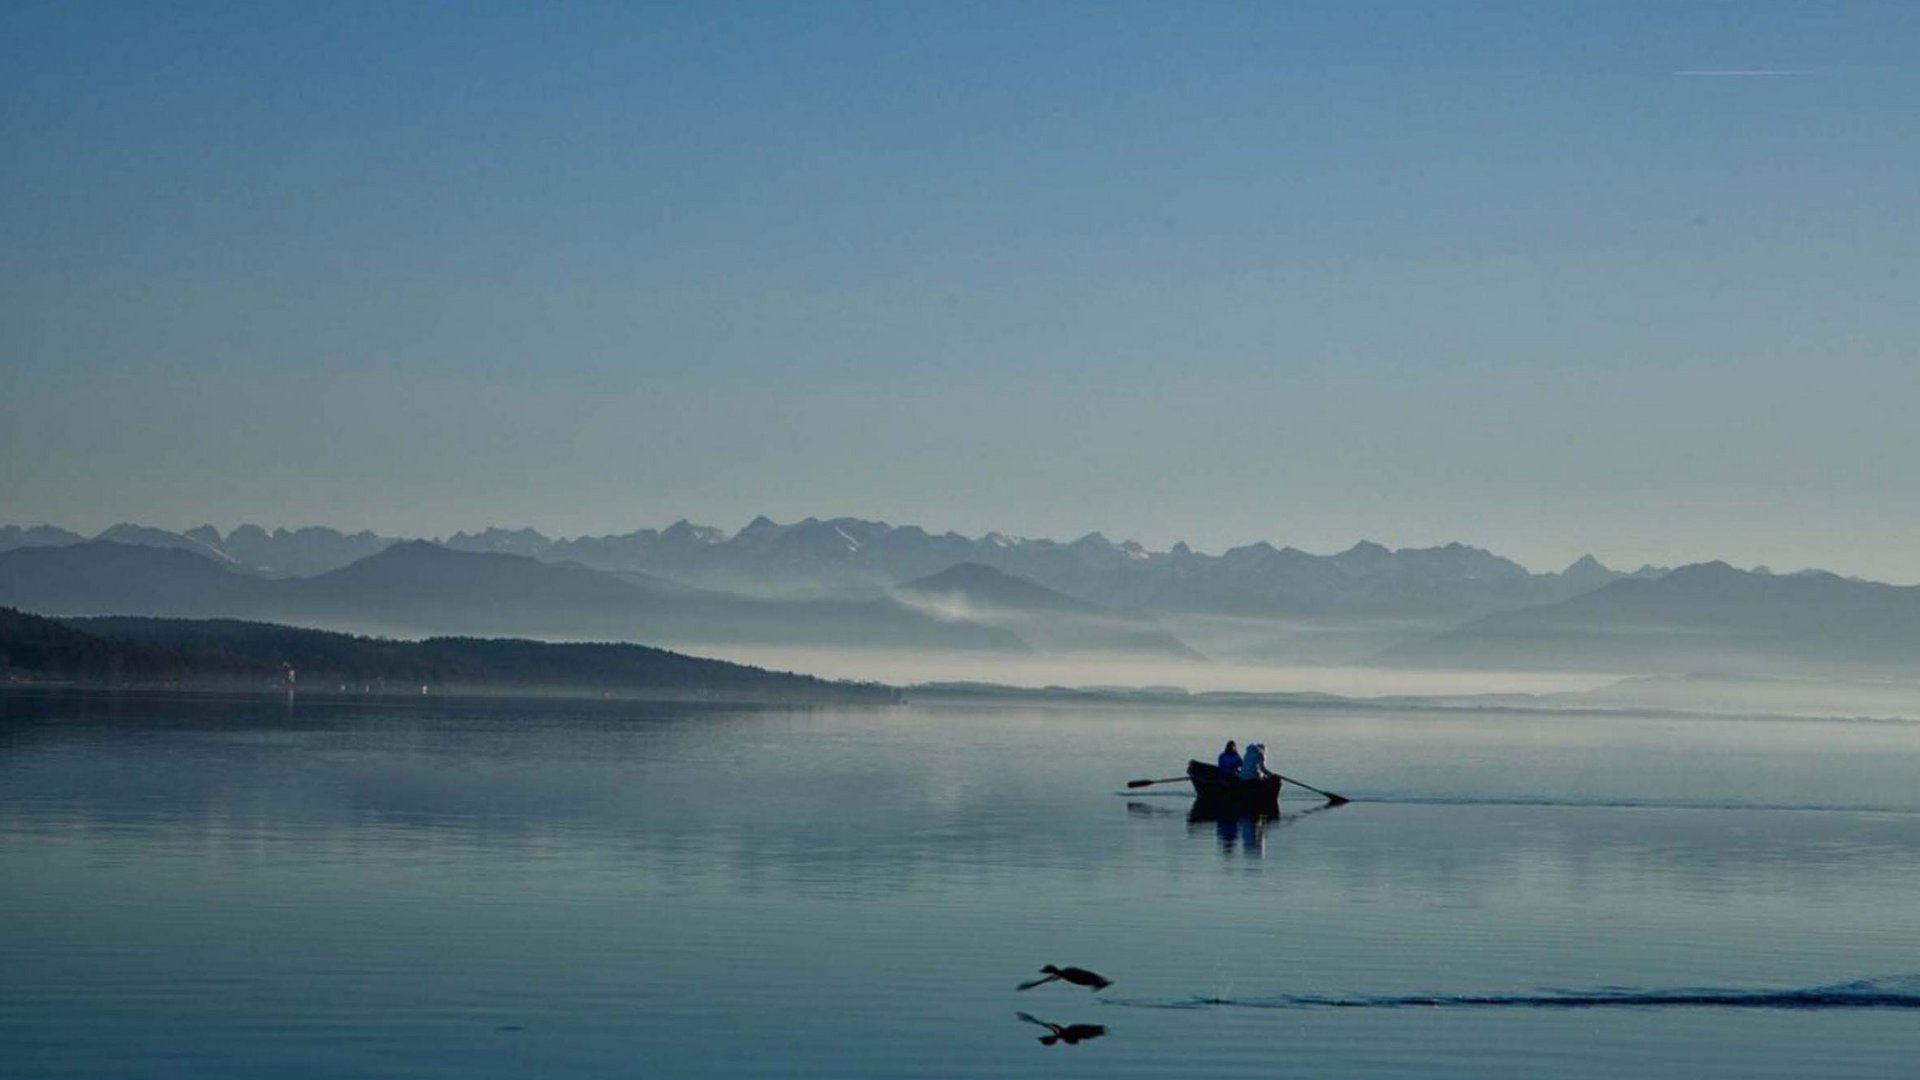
[4,688,1920,1078]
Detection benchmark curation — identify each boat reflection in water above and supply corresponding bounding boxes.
[1015,1012,1107,1047]
[1194,805,1269,856]
[1185,800,1343,859]
[1124,798,1342,859]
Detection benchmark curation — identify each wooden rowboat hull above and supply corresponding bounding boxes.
[1186,759,1282,815]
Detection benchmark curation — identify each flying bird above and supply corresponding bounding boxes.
[1017,965,1112,991]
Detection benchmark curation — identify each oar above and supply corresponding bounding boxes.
[1273,772,1350,806]
[1128,772,1352,806]
[1126,776,1187,789]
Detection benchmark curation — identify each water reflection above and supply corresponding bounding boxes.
[1205,811,1267,856]
[1126,798,1346,858]
[1015,1012,1107,1047]
[12,693,1920,1080]
[1185,801,1345,858]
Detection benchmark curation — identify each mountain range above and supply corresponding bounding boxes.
[0,541,1187,659]
[0,517,1658,622]
[6,517,1911,678]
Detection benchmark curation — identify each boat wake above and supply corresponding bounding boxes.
[1123,792,1920,814]
[1350,795,1920,815]
[1108,976,1920,1012]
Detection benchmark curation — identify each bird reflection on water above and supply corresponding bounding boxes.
[1015,1012,1108,1047]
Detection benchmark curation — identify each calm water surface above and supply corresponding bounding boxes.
[5,689,1920,1078]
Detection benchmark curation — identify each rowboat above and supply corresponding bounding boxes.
[1186,759,1281,815]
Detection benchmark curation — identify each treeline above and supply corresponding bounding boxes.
[0,609,899,704]
[0,607,277,687]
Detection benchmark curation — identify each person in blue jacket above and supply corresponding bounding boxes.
[1217,740,1242,777]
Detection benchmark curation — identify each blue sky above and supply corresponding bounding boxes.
[4,2,1918,578]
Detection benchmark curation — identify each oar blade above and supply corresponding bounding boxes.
[1274,771,1349,806]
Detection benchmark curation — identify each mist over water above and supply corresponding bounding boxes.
[669,643,1920,723]
[699,644,1617,697]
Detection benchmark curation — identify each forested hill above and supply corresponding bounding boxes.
[0,609,899,704]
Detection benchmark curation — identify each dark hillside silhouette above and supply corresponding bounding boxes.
[2,609,898,703]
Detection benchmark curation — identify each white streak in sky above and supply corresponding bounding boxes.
[1672,69,1814,77]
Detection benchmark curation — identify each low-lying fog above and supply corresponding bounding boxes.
[693,645,1617,698]
[244,614,1920,721]
[690,644,1920,721]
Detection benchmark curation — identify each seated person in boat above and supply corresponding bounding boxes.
[1217,740,1242,776]
[1240,742,1272,781]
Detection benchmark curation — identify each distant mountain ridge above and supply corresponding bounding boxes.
[0,516,1673,621]
[0,522,400,578]
[0,541,1031,654]
[1385,561,1920,675]
[4,534,1916,677]
[897,563,1108,615]
[894,563,1204,659]
[0,525,86,550]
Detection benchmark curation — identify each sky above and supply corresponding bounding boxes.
[4,2,1918,580]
